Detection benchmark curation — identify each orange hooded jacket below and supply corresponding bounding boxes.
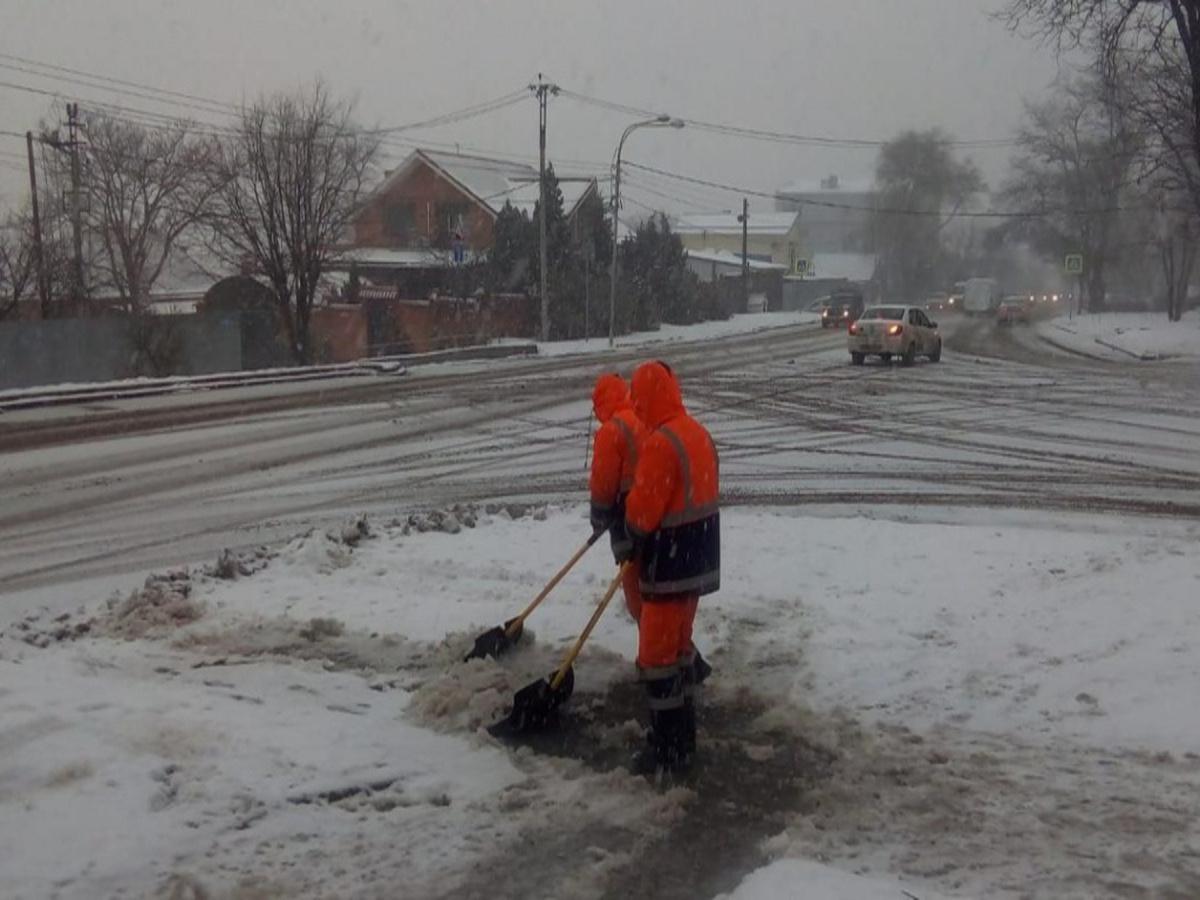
[589,373,646,523]
[625,361,720,596]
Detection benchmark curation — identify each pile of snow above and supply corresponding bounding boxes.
[102,571,205,639]
[1038,311,1200,360]
[720,859,953,900]
[497,310,821,358]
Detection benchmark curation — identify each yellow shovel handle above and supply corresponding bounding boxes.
[505,532,603,637]
[549,562,630,691]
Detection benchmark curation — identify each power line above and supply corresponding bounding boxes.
[0,60,235,118]
[559,87,1019,150]
[0,50,239,114]
[621,174,713,211]
[0,60,532,143]
[623,159,1144,219]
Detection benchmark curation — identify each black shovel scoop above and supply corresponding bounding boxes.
[465,532,602,663]
[488,563,628,737]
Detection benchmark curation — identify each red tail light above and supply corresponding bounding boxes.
[887,324,903,336]
[848,323,859,335]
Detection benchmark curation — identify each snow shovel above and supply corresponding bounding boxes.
[463,530,605,662]
[488,562,629,737]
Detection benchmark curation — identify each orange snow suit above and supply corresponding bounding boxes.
[589,373,646,569]
[624,361,720,668]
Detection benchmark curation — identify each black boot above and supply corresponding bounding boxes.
[634,665,690,777]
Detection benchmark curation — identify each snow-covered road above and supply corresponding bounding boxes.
[3,319,1200,899]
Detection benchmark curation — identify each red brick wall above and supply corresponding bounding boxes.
[363,295,537,355]
[311,305,367,362]
[353,159,495,250]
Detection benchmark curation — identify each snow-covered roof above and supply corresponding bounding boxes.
[91,244,228,303]
[334,247,476,269]
[365,149,598,220]
[685,248,787,272]
[674,211,800,237]
[810,253,877,281]
[777,175,875,196]
[498,178,597,220]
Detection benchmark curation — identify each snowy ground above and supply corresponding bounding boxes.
[3,504,1199,899]
[1035,311,1200,361]
[501,309,820,357]
[3,320,1200,898]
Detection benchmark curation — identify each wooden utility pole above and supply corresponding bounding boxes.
[66,103,84,309]
[25,130,49,318]
[738,198,749,311]
[530,74,558,342]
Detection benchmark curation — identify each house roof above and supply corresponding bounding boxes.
[362,149,598,221]
[685,248,787,272]
[334,247,476,269]
[497,178,598,220]
[674,211,800,237]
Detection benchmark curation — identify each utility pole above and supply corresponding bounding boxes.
[25,130,49,318]
[738,198,749,312]
[43,103,86,311]
[530,74,558,343]
[66,103,84,310]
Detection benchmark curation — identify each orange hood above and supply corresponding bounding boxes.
[592,373,631,424]
[631,360,684,429]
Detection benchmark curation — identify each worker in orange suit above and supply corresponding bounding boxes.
[589,373,647,619]
[622,360,720,775]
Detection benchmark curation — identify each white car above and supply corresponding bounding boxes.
[847,305,942,365]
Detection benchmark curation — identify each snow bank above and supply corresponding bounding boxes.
[496,310,820,358]
[720,859,956,900]
[1037,311,1200,360]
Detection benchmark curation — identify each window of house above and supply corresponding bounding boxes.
[383,202,415,243]
[438,202,470,240]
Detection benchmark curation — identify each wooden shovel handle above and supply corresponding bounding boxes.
[549,562,630,691]
[505,530,603,637]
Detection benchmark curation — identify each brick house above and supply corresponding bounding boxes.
[344,149,600,273]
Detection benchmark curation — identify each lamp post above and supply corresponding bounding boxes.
[609,115,685,347]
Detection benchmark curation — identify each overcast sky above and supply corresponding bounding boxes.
[0,0,1064,214]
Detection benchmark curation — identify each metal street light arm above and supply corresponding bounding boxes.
[608,116,684,347]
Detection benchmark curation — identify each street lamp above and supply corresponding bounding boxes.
[609,115,685,347]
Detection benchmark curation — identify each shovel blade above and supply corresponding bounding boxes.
[487,667,575,737]
[463,618,524,663]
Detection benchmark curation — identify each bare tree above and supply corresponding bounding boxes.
[1005,1,1200,317]
[207,83,378,364]
[1001,74,1140,311]
[82,113,218,311]
[873,130,984,302]
[0,214,38,321]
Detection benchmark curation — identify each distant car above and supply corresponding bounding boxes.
[996,297,1031,325]
[925,292,951,312]
[848,304,942,365]
[820,293,865,328]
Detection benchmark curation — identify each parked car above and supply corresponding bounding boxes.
[848,305,942,365]
[996,296,1031,325]
[820,291,865,328]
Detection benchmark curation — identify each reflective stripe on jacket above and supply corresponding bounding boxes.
[625,362,721,597]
